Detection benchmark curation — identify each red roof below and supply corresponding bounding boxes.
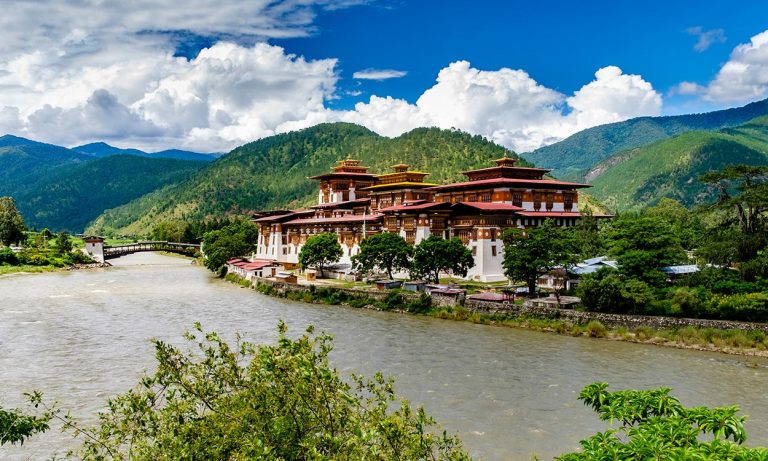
[378,202,451,212]
[516,211,583,217]
[426,178,590,191]
[284,214,384,225]
[460,165,550,175]
[242,261,274,270]
[468,292,511,302]
[227,258,244,264]
[308,172,377,180]
[452,202,524,212]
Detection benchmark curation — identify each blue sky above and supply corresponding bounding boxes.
[273,0,766,113]
[0,0,767,152]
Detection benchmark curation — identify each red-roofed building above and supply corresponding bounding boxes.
[252,156,600,281]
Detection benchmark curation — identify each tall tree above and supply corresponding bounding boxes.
[606,215,687,286]
[202,220,259,273]
[701,165,768,261]
[352,232,412,279]
[298,232,342,276]
[0,197,27,247]
[411,236,474,283]
[502,219,579,297]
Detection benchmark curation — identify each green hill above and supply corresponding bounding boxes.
[0,135,92,197]
[13,155,205,232]
[86,123,521,236]
[522,98,768,180]
[587,116,768,211]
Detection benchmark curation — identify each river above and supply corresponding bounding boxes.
[1,252,767,460]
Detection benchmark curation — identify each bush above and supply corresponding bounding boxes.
[60,323,472,460]
[585,320,607,338]
[0,248,18,265]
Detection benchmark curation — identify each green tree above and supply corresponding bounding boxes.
[352,232,412,279]
[606,215,687,286]
[0,197,27,247]
[58,323,471,461]
[151,220,196,243]
[701,164,768,261]
[502,219,579,297]
[577,269,654,314]
[54,231,73,254]
[644,198,703,250]
[202,220,259,273]
[298,232,343,275]
[411,236,474,283]
[557,382,768,460]
[0,396,51,446]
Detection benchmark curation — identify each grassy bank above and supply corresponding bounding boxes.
[226,274,768,358]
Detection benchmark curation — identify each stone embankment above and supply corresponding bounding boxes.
[66,262,112,270]
[466,299,768,334]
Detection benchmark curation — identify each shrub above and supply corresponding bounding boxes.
[585,320,607,338]
[634,326,654,341]
[0,248,18,265]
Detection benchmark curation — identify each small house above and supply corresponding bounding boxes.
[403,281,427,292]
[375,280,402,290]
[275,272,298,284]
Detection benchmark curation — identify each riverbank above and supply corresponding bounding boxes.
[0,261,111,277]
[229,274,768,359]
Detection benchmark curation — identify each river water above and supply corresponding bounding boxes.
[1,253,767,460]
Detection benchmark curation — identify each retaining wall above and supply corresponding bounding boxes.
[465,299,768,333]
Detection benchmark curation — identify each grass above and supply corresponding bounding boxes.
[0,264,61,276]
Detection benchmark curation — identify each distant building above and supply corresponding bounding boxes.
[254,157,596,281]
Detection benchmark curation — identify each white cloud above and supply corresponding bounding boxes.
[704,30,768,103]
[687,26,727,52]
[669,81,705,96]
[332,62,661,152]
[352,69,408,80]
[0,0,663,154]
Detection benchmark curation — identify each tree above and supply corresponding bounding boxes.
[0,396,50,446]
[577,269,654,314]
[557,382,768,460]
[298,232,342,276]
[411,236,474,283]
[351,232,412,279]
[502,219,579,297]
[58,323,471,460]
[202,220,259,273]
[606,215,687,286]
[701,165,768,261]
[0,197,26,247]
[54,231,73,254]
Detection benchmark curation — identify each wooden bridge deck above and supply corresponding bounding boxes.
[103,241,201,259]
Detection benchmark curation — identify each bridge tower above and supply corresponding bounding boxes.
[83,236,105,263]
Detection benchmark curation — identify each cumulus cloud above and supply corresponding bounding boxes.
[0,0,663,153]
[687,26,727,52]
[352,69,408,80]
[333,62,661,152]
[669,81,705,96]
[704,30,768,103]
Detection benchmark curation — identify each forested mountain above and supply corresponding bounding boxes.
[14,155,205,232]
[87,123,520,236]
[522,98,768,180]
[73,142,219,162]
[0,135,208,232]
[0,135,92,197]
[586,116,768,211]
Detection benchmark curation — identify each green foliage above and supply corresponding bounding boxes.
[87,123,523,235]
[606,214,687,286]
[524,97,768,180]
[202,220,259,273]
[577,269,655,314]
[0,393,51,446]
[298,232,343,274]
[556,382,768,460]
[0,247,19,265]
[502,219,579,295]
[351,232,412,279]
[54,231,73,254]
[61,323,471,460]
[412,236,474,283]
[0,196,27,246]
